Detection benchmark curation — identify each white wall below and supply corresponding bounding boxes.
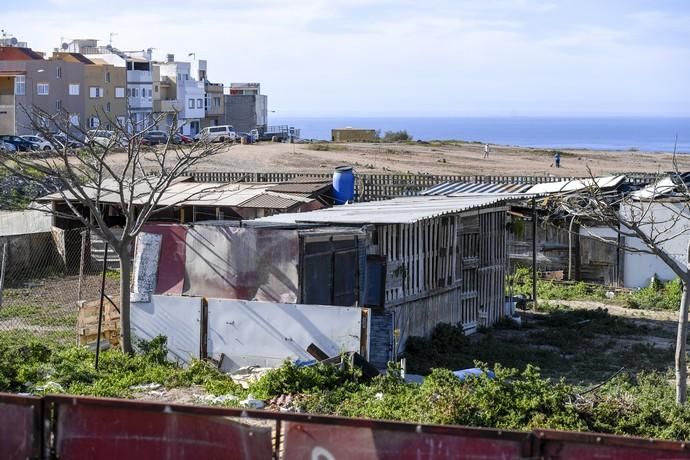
[131,295,202,365]
[207,298,367,372]
[0,209,52,236]
[620,202,690,288]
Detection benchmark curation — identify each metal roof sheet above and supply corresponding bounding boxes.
[266,181,331,195]
[526,176,626,194]
[237,193,302,209]
[255,194,526,225]
[629,173,690,200]
[39,179,310,209]
[422,181,533,196]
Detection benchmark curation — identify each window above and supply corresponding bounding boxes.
[154,85,158,93]
[188,99,194,109]
[148,89,152,97]
[89,117,99,128]
[68,84,80,95]
[196,98,202,108]
[115,87,125,98]
[106,102,111,113]
[213,96,221,107]
[69,114,79,126]
[36,83,49,96]
[117,116,126,128]
[55,99,62,111]
[56,66,62,79]
[14,75,25,95]
[105,71,111,83]
[127,88,131,97]
[89,87,103,98]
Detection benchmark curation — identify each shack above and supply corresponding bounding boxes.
[139,194,519,368]
[331,128,377,142]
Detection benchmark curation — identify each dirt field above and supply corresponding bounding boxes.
[105,141,690,177]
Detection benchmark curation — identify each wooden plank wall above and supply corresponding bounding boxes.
[380,207,507,349]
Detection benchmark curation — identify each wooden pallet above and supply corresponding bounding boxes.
[77,298,120,348]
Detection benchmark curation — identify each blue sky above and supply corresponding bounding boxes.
[3,0,689,116]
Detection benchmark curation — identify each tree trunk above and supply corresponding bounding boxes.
[119,252,133,353]
[676,280,690,404]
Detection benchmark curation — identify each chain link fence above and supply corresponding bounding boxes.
[0,229,121,346]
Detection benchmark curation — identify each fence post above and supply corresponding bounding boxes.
[77,230,87,302]
[0,242,6,307]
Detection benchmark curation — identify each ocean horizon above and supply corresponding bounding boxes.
[268,116,690,154]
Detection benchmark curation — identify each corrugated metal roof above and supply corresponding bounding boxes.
[422,181,532,196]
[266,181,331,195]
[526,176,626,194]
[237,193,302,209]
[629,173,690,200]
[255,194,525,225]
[39,179,312,209]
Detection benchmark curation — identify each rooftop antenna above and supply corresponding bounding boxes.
[109,32,118,46]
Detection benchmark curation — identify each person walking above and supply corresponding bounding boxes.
[483,143,490,159]
[554,151,561,168]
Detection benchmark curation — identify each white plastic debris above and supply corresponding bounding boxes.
[374,392,384,400]
[240,394,265,409]
[196,394,239,405]
[130,383,162,391]
[606,291,616,299]
[35,381,65,393]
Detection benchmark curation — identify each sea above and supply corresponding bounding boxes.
[268,116,690,154]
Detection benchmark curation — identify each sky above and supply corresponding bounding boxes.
[2,0,689,117]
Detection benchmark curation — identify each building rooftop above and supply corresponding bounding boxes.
[0,46,44,61]
[525,176,626,195]
[422,181,533,196]
[255,194,526,225]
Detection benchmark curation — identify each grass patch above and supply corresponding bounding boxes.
[0,303,76,328]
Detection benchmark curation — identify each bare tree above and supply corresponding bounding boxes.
[0,107,224,352]
[552,167,690,404]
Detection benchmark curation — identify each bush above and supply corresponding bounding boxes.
[625,277,682,310]
[382,130,412,142]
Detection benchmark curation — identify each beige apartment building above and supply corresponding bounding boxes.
[0,46,126,135]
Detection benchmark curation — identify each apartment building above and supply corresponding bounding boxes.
[223,83,267,133]
[0,47,81,135]
[52,52,127,130]
[68,39,154,131]
[153,54,205,136]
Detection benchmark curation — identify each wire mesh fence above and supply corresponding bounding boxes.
[0,229,121,346]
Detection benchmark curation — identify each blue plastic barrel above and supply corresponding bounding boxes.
[332,166,355,205]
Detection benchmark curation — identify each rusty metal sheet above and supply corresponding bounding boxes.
[184,225,299,302]
[537,430,690,460]
[0,394,41,460]
[54,401,272,460]
[282,422,527,459]
[142,223,188,295]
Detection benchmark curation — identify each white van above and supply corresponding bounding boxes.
[194,125,236,143]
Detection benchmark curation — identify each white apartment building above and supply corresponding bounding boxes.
[153,54,205,136]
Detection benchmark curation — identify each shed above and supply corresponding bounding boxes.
[331,128,377,142]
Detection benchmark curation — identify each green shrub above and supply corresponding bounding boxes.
[382,130,412,142]
[625,277,683,310]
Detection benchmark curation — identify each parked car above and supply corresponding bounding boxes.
[51,133,83,149]
[0,135,38,152]
[0,140,16,152]
[172,133,193,145]
[193,125,236,143]
[21,135,53,151]
[141,130,169,145]
[86,130,126,148]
